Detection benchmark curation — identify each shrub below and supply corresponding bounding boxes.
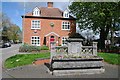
[19,44,41,52]
[40,45,49,50]
[109,46,120,54]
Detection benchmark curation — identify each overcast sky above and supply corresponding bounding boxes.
[2,2,70,30]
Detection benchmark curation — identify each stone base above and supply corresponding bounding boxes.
[46,57,105,76]
[52,68,105,76]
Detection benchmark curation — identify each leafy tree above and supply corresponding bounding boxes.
[1,13,22,42]
[1,13,12,41]
[69,2,120,50]
[7,24,21,43]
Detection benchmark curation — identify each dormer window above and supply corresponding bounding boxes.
[63,10,69,18]
[33,7,40,16]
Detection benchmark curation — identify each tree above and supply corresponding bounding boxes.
[1,13,12,41]
[69,2,120,50]
[7,24,22,43]
[1,13,22,42]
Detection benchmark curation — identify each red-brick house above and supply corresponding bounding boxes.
[22,2,76,47]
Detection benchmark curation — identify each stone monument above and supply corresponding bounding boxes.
[47,38,105,76]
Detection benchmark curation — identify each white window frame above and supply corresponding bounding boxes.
[31,36,40,46]
[64,12,69,18]
[62,21,70,30]
[63,10,69,18]
[31,20,40,29]
[33,7,40,16]
[62,36,68,46]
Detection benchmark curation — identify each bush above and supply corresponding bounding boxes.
[40,45,49,50]
[19,44,41,52]
[109,46,120,54]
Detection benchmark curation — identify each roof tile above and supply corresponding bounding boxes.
[26,7,63,18]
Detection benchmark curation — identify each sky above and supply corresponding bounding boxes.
[2,2,70,30]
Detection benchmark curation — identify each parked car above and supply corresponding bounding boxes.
[2,42,11,48]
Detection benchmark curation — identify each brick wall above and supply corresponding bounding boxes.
[22,17,76,47]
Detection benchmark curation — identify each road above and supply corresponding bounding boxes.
[1,44,21,62]
[1,44,21,79]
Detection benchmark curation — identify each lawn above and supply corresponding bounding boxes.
[4,52,50,68]
[4,52,119,69]
[98,52,120,65]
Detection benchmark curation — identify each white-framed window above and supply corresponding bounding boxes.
[64,13,69,18]
[31,20,40,29]
[63,10,69,18]
[31,36,40,46]
[62,21,70,30]
[62,37,68,46]
[33,7,40,16]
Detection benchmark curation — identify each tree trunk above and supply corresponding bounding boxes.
[99,16,111,50]
[99,26,109,50]
[99,28,106,50]
[110,30,114,46]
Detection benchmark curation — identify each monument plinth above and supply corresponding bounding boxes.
[47,38,105,76]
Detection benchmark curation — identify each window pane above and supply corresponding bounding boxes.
[32,20,40,29]
[62,22,70,30]
[31,36,40,46]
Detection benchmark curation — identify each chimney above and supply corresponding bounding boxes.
[47,2,53,7]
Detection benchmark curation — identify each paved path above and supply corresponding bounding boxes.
[2,62,119,78]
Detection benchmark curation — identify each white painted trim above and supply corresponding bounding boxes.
[31,28,40,30]
[31,20,41,29]
[61,21,70,30]
[61,36,68,46]
[63,10,69,18]
[33,7,40,16]
[31,36,40,46]
[61,29,70,30]
[45,32,60,37]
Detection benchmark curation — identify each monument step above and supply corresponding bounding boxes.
[52,67,104,70]
[52,57,103,61]
[52,61,104,69]
[52,68,105,76]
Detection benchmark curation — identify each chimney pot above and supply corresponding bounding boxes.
[47,2,53,7]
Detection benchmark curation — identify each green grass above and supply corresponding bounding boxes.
[5,52,119,69]
[4,52,50,69]
[98,52,120,65]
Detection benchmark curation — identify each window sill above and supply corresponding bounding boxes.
[63,17,69,18]
[31,28,40,30]
[31,44,40,46]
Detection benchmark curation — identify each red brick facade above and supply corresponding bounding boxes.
[22,2,76,47]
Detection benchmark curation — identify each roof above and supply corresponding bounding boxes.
[22,7,76,20]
